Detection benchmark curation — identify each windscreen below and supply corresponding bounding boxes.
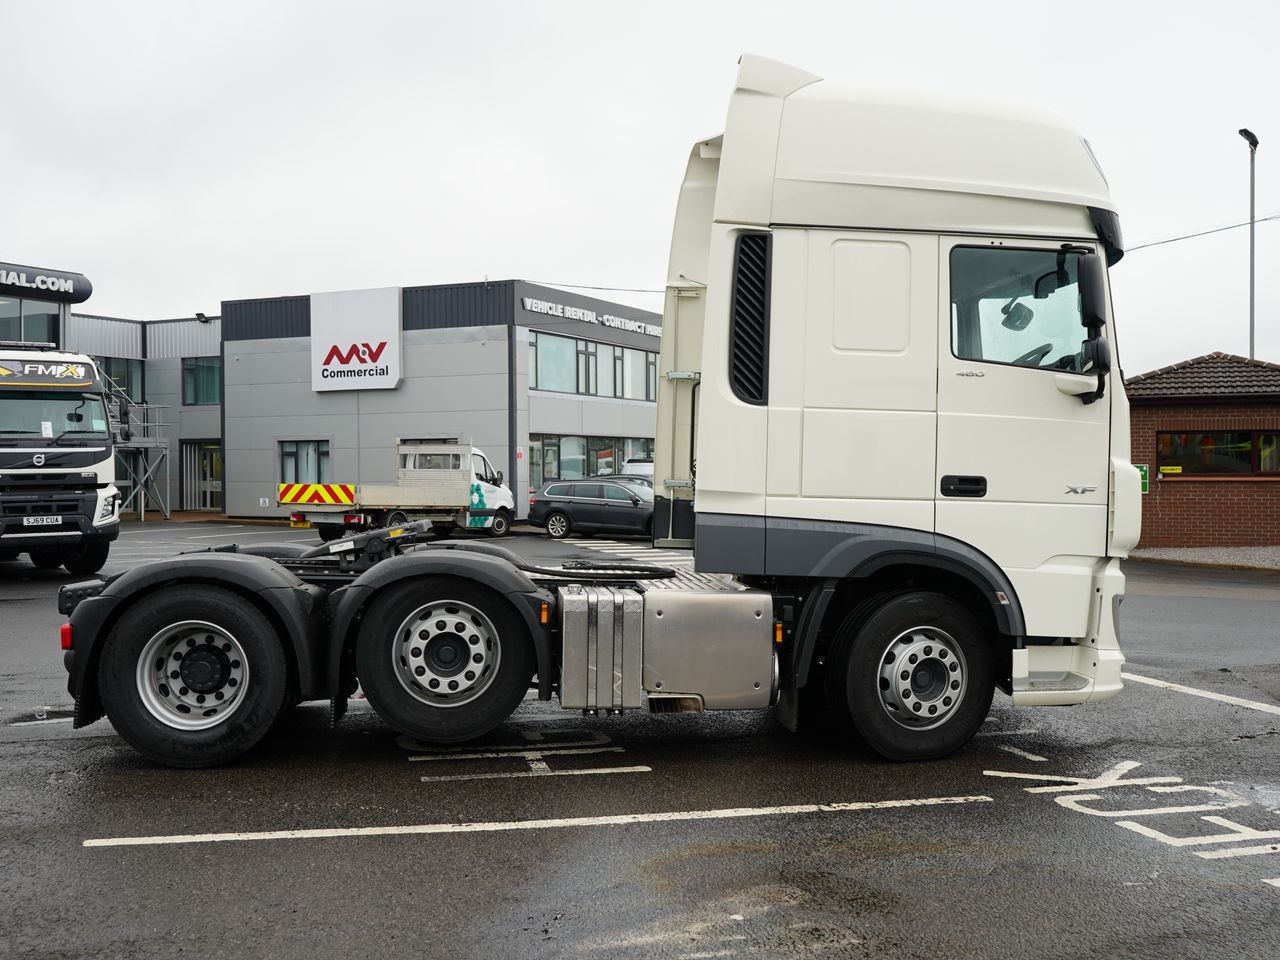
[0,390,110,441]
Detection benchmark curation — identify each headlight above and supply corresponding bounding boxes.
[98,494,117,521]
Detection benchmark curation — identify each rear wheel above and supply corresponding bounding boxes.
[98,585,289,767]
[63,541,109,575]
[30,550,65,570]
[545,511,571,539]
[826,591,994,761]
[487,508,511,538]
[317,523,344,542]
[356,578,533,743]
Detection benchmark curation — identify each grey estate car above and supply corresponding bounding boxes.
[528,479,655,539]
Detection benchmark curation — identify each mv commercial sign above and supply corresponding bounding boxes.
[310,287,403,392]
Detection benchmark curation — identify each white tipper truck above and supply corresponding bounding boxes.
[1,344,122,574]
[59,55,1140,767]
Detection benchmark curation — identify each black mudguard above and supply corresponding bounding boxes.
[65,552,328,728]
[327,550,556,723]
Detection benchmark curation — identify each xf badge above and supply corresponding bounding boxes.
[1065,484,1097,495]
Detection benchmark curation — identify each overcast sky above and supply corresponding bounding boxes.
[2,0,1275,375]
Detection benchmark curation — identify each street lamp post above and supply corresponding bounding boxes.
[1239,128,1259,359]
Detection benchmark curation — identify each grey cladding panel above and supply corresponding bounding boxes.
[402,282,514,330]
[222,297,310,341]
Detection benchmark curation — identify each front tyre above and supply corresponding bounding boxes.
[827,591,994,761]
[63,541,109,575]
[356,578,533,744]
[98,585,288,768]
[487,508,511,538]
[30,549,65,570]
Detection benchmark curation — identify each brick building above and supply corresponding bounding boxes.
[1126,352,1280,547]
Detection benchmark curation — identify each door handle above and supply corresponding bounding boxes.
[940,475,987,498]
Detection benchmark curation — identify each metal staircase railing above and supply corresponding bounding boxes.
[103,371,171,521]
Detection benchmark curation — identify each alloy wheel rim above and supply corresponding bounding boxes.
[876,625,967,731]
[392,599,501,708]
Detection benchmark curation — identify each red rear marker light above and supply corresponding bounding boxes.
[290,512,304,523]
[60,623,73,650]
[343,514,363,525]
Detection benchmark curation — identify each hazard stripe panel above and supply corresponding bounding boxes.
[277,483,355,505]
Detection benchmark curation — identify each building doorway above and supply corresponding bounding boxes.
[181,440,223,511]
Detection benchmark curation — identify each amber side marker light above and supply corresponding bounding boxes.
[540,602,550,625]
[774,622,784,644]
[60,623,73,650]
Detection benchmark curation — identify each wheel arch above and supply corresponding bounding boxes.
[67,555,327,727]
[326,551,555,723]
[789,549,1024,697]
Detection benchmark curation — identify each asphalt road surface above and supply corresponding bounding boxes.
[2,521,1278,959]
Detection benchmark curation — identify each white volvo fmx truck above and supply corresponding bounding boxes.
[58,55,1141,767]
[1,345,122,574]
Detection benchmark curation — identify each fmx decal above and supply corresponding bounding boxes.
[322,342,388,366]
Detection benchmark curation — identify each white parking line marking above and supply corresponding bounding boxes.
[421,765,652,782]
[1196,842,1280,860]
[11,717,73,727]
[1264,878,1280,888]
[82,794,993,847]
[412,745,625,763]
[407,734,611,757]
[995,744,1048,762]
[1122,672,1280,716]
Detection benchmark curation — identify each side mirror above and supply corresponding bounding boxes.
[495,471,504,487]
[1081,337,1111,375]
[1078,253,1108,332]
[1001,300,1034,331]
[116,398,129,422]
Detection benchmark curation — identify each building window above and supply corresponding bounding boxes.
[0,296,60,345]
[530,433,655,483]
[97,356,143,403]
[529,331,658,401]
[280,440,330,484]
[182,357,222,405]
[1157,431,1280,476]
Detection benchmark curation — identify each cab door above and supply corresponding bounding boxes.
[935,239,1113,638]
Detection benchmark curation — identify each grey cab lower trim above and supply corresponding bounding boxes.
[695,512,1026,637]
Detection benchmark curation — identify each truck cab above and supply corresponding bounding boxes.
[0,344,122,573]
[654,55,1141,711]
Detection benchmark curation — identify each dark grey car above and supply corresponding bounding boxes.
[528,480,654,539]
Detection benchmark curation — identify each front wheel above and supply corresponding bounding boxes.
[30,549,65,570]
[98,585,289,767]
[826,591,994,761]
[63,541,109,575]
[355,578,534,743]
[487,508,511,538]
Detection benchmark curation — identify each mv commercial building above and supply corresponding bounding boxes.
[3,261,661,520]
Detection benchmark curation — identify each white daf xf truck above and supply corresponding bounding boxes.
[60,55,1140,767]
[1,344,122,574]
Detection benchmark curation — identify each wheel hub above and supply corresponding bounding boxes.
[179,646,229,693]
[877,627,967,730]
[135,621,249,731]
[393,600,501,707]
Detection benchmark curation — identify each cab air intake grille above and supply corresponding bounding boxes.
[728,231,771,406]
